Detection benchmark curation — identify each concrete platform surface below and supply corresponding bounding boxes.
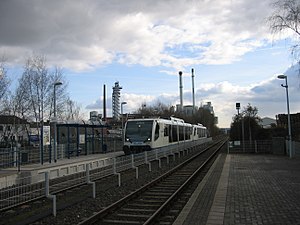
[175,154,300,225]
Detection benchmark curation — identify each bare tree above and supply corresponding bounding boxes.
[14,54,69,124]
[61,97,84,122]
[0,57,11,111]
[268,0,300,60]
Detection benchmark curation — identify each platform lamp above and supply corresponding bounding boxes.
[54,81,63,162]
[121,102,127,142]
[277,74,292,158]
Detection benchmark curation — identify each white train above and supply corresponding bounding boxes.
[123,117,208,155]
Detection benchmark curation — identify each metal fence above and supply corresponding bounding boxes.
[228,139,300,156]
[0,138,212,212]
[294,141,300,157]
[0,147,20,169]
[228,140,273,154]
[0,136,123,169]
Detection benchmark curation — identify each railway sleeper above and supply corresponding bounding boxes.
[135,199,165,204]
[157,183,181,187]
[141,194,170,199]
[164,175,191,180]
[150,186,178,191]
[120,207,156,214]
[115,213,151,219]
[127,203,161,209]
[145,190,172,196]
[101,218,141,224]
[174,171,196,175]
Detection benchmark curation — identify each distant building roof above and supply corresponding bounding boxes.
[0,115,28,125]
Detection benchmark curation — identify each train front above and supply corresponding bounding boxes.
[123,119,154,155]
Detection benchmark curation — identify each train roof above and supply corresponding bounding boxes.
[126,117,206,129]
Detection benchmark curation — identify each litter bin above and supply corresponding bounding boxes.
[103,144,107,153]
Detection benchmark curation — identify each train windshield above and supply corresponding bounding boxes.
[125,120,153,142]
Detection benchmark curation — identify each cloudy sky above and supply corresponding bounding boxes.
[1,0,299,127]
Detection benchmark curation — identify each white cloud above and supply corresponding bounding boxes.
[0,0,284,71]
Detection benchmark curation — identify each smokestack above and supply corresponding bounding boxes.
[179,71,183,111]
[191,68,195,113]
[103,84,106,121]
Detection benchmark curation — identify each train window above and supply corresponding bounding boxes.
[185,127,188,140]
[187,127,191,140]
[154,123,160,140]
[125,120,153,142]
[169,125,172,142]
[179,126,184,141]
[172,125,178,142]
[164,125,168,136]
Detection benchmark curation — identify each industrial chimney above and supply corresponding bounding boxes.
[191,68,195,113]
[179,71,183,111]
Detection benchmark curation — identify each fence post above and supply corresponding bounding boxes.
[131,154,134,168]
[113,157,117,174]
[113,158,121,186]
[13,147,17,167]
[86,163,96,198]
[156,149,162,168]
[45,172,57,217]
[165,150,169,164]
[131,154,138,179]
[17,145,20,172]
[113,139,116,152]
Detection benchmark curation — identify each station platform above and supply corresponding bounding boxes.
[0,151,124,187]
[174,153,300,225]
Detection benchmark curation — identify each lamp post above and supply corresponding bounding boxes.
[121,102,127,143]
[236,103,245,152]
[277,74,292,158]
[54,81,62,162]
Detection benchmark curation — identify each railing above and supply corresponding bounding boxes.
[228,139,300,156]
[0,138,212,212]
[294,141,300,156]
[0,136,123,169]
[228,140,273,154]
[0,147,20,169]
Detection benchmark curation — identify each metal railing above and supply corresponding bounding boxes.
[0,136,123,169]
[228,140,273,154]
[0,138,212,212]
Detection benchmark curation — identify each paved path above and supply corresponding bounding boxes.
[175,154,300,225]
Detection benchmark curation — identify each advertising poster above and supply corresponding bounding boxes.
[43,126,51,146]
[79,134,85,144]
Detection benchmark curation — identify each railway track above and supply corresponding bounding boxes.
[78,138,227,225]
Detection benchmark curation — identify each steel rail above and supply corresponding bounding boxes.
[78,138,227,225]
[143,138,227,225]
